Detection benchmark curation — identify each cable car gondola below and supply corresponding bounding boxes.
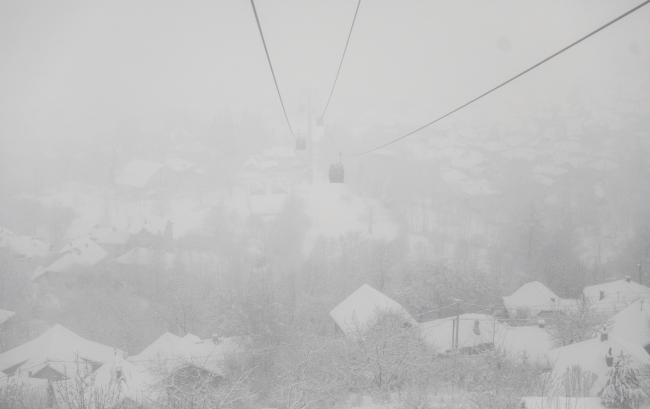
[329,163,344,183]
[296,137,306,150]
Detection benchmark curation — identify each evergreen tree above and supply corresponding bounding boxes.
[599,352,646,409]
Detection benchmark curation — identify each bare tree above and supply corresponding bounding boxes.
[270,333,349,409]
[54,354,122,409]
[346,310,433,401]
[147,354,255,409]
[546,297,610,347]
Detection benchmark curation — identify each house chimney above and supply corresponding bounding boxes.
[538,319,545,328]
[626,275,631,283]
[212,333,220,344]
[473,320,480,335]
[601,326,609,342]
[606,347,613,367]
[599,290,605,301]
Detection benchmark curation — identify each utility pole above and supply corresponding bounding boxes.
[455,302,460,351]
[639,260,643,285]
[449,298,461,351]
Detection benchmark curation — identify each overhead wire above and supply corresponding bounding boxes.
[318,0,362,126]
[343,0,650,157]
[249,0,296,139]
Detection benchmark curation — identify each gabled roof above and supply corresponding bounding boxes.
[92,227,130,246]
[54,355,156,404]
[127,215,170,236]
[610,300,650,347]
[43,238,108,275]
[183,334,249,376]
[0,236,51,258]
[496,325,554,366]
[0,226,15,240]
[329,284,417,336]
[0,324,121,378]
[165,158,196,173]
[545,335,650,395]
[114,160,164,189]
[421,313,507,353]
[502,281,560,316]
[583,279,650,306]
[0,310,15,326]
[128,333,205,366]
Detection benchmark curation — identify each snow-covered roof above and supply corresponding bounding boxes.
[0,310,15,326]
[609,300,650,347]
[421,313,507,353]
[0,235,51,258]
[114,160,164,188]
[43,238,108,275]
[116,247,175,270]
[496,325,554,366]
[0,324,122,379]
[127,215,171,236]
[92,227,130,246]
[502,281,560,316]
[583,279,650,307]
[0,226,15,240]
[165,158,196,173]
[329,284,417,336]
[183,334,248,376]
[521,397,606,409]
[128,333,206,367]
[54,355,156,404]
[545,335,650,395]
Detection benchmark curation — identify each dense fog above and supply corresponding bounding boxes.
[1,1,650,409]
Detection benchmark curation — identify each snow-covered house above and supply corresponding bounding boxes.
[329,284,417,336]
[583,277,650,315]
[609,300,650,353]
[164,158,203,191]
[0,324,122,382]
[91,226,130,255]
[0,235,51,258]
[54,355,156,406]
[544,332,650,396]
[38,237,108,277]
[129,333,206,366]
[129,332,234,383]
[502,281,561,317]
[496,324,554,365]
[0,310,15,327]
[0,226,15,243]
[421,313,507,355]
[127,215,173,251]
[114,160,168,194]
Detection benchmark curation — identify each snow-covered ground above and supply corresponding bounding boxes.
[297,182,399,255]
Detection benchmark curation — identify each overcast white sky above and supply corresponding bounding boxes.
[1,1,649,147]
